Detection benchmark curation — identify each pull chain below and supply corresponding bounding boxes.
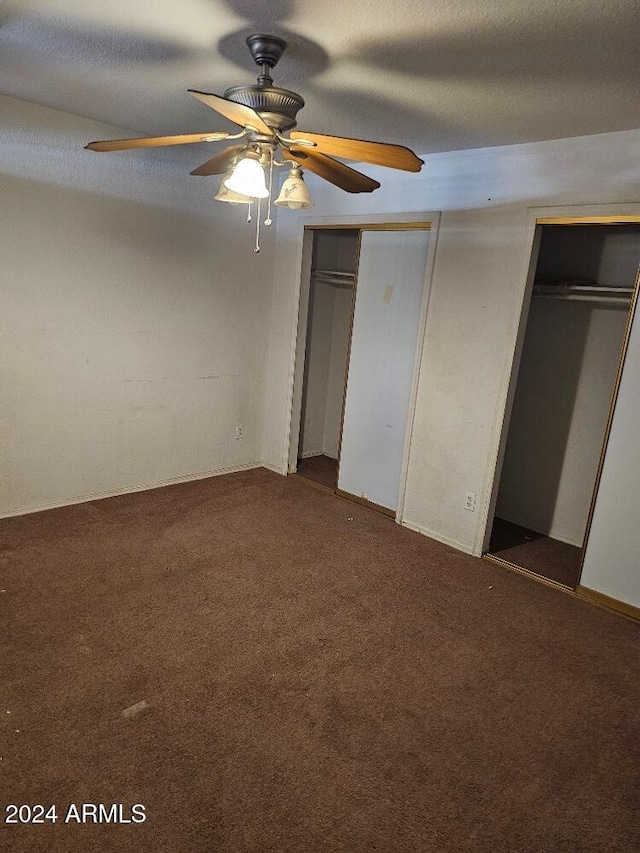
[246,201,252,223]
[254,197,261,253]
[265,151,273,227]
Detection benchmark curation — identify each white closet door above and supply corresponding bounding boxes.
[337,229,430,511]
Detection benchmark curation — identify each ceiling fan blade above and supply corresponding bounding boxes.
[284,149,380,193]
[188,90,273,136]
[190,145,247,176]
[290,131,423,172]
[85,132,231,152]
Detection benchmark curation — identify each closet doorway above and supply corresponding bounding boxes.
[291,223,432,518]
[485,220,640,588]
[296,230,358,491]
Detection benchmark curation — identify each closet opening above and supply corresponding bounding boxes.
[295,229,358,491]
[485,221,640,588]
[290,222,433,520]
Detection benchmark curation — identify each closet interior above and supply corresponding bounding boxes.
[486,223,640,587]
[296,229,358,490]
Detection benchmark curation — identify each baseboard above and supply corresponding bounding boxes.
[400,519,476,555]
[496,513,582,548]
[546,530,582,548]
[576,585,640,622]
[0,461,263,519]
[298,451,338,461]
[261,461,287,476]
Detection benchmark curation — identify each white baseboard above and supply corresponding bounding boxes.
[299,450,338,460]
[0,461,263,519]
[547,530,582,548]
[261,461,287,476]
[401,518,477,555]
[496,513,582,548]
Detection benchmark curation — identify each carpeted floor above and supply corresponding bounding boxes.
[488,517,582,587]
[1,468,639,853]
[296,455,338,490]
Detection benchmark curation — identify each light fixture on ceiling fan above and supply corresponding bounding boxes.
[86,34,423,251]
[275,165,313,210]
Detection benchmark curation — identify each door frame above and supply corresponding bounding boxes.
[479,204,640,587]
[285,212,441,524]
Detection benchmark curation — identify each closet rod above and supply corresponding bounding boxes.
[533,293,631,305]
[313,269,354,277]
[554,285,632,293]
[532,282,633,306]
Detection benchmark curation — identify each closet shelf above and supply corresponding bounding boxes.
[312,268,356,287]
[533,280,634,305]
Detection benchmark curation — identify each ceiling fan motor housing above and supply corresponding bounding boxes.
[224,84,304,131]
[224,34,305,132]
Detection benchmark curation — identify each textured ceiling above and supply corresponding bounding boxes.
[1,0,639,158]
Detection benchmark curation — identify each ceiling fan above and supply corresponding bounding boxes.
[86,34,423,191]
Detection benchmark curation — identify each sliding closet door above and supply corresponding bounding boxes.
[337,229,430,511]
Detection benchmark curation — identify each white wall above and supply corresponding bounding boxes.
[0,95,274,516]
[262,127,640,608]
[495,299,628,545]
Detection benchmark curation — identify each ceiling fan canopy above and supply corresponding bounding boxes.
[85,34,424,197]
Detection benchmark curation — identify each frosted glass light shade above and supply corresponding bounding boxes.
[274,166,313,209]
[224,156,268,198]
[214,171,252,204]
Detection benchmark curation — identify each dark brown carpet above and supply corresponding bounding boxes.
[488,517,582,587]
[1,469,639,853]
[296,454,338,490]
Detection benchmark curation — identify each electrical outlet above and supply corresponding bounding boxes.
[235,425,244,441]
[464,492,476,512]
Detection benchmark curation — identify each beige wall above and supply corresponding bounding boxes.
[0,95,274,515]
